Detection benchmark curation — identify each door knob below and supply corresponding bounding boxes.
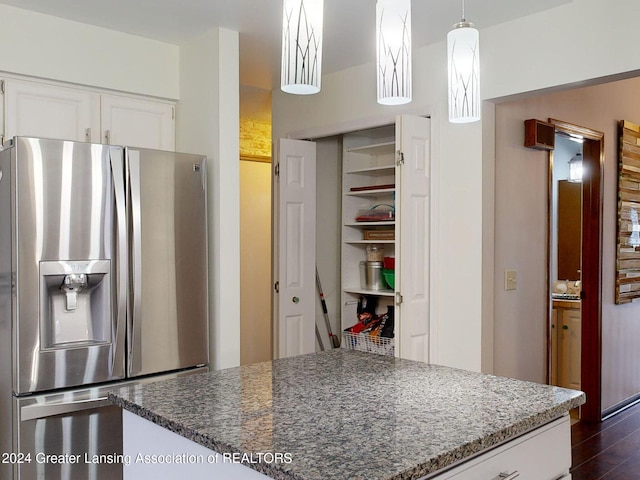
[292,296,300,304]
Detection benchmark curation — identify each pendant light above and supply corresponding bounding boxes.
[447,0,480,123]
[376,0,412,105]
[281,0,324,95]
[569,153,583,183]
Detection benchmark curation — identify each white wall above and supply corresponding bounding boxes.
[272,0,640,374]
[177,28,241,370]
[0,3,179,99]
[314,136,343,349]
[482,0,640,100]
[240,160,272,365]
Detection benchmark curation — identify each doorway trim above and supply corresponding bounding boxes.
[548,118,604,422]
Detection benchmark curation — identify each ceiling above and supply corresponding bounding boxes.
[0,0,570,91]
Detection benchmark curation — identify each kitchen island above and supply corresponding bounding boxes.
[108,350,584,480]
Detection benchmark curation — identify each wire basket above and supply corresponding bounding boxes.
[342,332,394,357]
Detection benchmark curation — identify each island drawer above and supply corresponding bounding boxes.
[429,415,570,480]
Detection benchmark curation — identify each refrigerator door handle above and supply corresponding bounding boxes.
[20,397,112,421]
[110,147,127,376]
[128,150,143,375]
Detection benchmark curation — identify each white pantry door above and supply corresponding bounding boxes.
[397,115,431,362]
[275,138,316,358]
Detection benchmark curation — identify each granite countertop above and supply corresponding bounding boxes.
[109,350,585,480]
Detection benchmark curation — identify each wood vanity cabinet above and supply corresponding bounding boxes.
[552,300,582,390]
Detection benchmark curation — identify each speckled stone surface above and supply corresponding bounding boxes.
[108,350,585,480]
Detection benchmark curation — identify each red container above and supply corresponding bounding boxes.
[383,257,395,270]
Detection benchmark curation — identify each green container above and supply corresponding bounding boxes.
[382,269,395,289]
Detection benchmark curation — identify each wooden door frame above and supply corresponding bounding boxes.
[548,118,604,422]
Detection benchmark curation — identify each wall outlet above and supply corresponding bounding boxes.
[505,270,517,290]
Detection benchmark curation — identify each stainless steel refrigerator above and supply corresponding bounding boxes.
[0,137,209,480]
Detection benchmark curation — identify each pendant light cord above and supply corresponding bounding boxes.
[461,0,466,22]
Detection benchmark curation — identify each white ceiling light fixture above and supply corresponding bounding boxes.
[376,0,412,105]
[447,0,480,123]
[281,0,324,95]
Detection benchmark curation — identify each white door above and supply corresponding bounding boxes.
[397,115,431,362]
[101,94,175,150]
[3,79,100,143]
[274,139,316,358]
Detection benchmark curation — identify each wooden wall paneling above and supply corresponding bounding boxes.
[616,120,640,304]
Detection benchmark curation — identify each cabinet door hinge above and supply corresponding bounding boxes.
[396,150,405,166]
[172,106,175,120]
[395,292,403,305]
[274,281,280,293]
[0,80,5,94]
[274,162,280,177]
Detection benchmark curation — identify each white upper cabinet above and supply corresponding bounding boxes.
[101,94,175,151]
[2,78,175,151]
[3,79,100,143]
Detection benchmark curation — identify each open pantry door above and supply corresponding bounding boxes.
[397,115,431,362]
[273,138,317,358]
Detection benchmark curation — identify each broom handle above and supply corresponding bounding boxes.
[316,267,340,348]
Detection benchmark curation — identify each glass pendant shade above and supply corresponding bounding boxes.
[569,153,583,182]
[447,22,480,123]
[376,0,412,105]
[281,0,324,95]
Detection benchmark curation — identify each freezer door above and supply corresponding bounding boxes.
[12,138,127,394]
[126,148,208,377]
[14,388,122,480]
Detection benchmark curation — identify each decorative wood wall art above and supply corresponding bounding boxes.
[616,120,640,303]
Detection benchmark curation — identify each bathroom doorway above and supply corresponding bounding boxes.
[548,119,603,422]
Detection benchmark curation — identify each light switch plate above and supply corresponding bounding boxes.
[505,270,517,290]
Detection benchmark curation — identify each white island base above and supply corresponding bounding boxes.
[123,410,267,479]
[123,410,572,480]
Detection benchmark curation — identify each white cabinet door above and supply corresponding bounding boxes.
[397,115,431,362]
[101,94,175,150]
[3,79,100,143]
[274,138,316,358]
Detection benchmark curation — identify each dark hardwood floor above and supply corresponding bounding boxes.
[571,401,640,479]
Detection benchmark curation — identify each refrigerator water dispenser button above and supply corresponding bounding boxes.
[61,274,88,311]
